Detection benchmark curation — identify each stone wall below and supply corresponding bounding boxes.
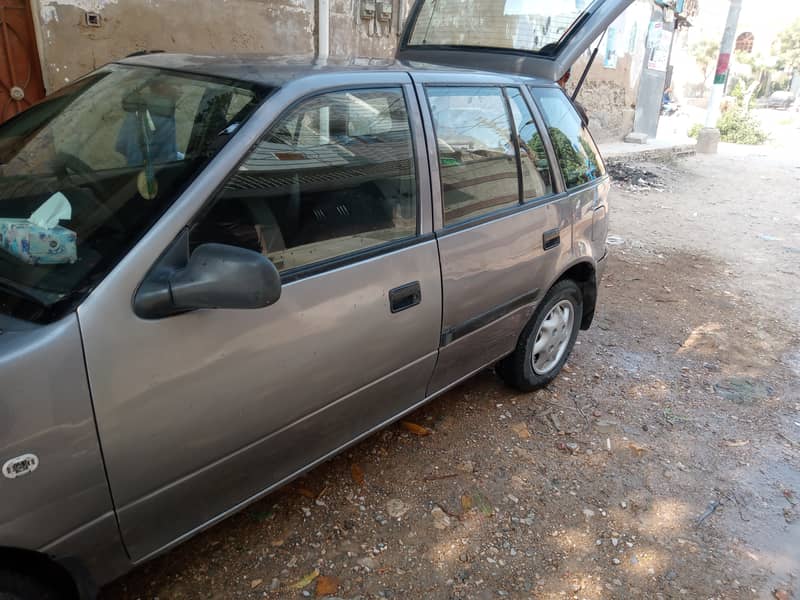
[578,79,635,143]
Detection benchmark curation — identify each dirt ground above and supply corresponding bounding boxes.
[101,144,800,600]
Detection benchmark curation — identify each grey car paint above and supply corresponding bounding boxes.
[77,74,443,562]
[0,314,128,587]
[0,19,613,595]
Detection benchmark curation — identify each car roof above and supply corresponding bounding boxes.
[116,52,556,88]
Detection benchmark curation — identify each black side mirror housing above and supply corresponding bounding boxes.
[135,231,281,319]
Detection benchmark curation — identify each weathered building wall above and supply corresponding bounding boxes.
[30,0,648,140]
[564,0,651,142]
[32,0,414,93]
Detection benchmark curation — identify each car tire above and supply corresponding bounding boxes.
[0,571,62,600]
[497,279,583,392]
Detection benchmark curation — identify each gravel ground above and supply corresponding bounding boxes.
[101,145,800,600]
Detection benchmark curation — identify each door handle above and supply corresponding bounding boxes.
[543,228,561,251]
[389,281,421,313]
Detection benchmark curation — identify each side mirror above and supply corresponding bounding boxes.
[135,233,281,319]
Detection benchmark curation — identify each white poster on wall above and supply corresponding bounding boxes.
[647,26,671,71]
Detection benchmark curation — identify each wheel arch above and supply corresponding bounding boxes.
[0,546,81,599]
[552,259,598,330]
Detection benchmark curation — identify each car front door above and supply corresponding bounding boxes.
[78,75,441,561]
[413,74,574,393]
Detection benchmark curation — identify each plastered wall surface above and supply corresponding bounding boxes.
[32,0,648,140]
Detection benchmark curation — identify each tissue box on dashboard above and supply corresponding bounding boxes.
[0,219,77,265]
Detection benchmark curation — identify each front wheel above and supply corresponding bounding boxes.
[497,279,583,391]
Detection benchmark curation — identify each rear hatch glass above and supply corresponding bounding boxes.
[398,0,634,81]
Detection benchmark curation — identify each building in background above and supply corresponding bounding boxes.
[2,0,679,141]
[567,0,654,141]
[669,0,800,108]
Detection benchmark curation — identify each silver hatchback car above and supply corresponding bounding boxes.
[0,0,629,596]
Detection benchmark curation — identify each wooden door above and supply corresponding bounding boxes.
[0,0,45,124]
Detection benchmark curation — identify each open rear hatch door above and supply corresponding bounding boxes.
[397,0,634,81]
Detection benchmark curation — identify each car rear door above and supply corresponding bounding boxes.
[413,72,573,393]
[78,73,441,562]
[530,85,610,266]
[397,0,634,82]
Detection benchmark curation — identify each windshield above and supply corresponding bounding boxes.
[407,0,592,53]
[0,64,269,323]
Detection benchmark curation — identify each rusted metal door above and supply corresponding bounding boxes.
[0,0,45,124]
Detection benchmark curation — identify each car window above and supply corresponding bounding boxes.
[505,87,553,201]
[0,65,266,324]
[530,87,605,190]
[191,87,417,273]
[426,86,519,225]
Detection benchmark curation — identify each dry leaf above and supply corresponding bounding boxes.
[461,494,473,512]
[628,442,648,456]
[351,463,365,486]
[401,421,432,436]
[510,422,531,439]
[724,439,750,447]
[289,568,320,590]
[773,590,791,600]
[316,575,340,596]
[296,486,316,499]
[250,579,263,589]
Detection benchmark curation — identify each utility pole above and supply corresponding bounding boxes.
[697,0,742,153]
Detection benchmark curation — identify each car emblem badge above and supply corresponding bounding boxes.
[2,454,40,479]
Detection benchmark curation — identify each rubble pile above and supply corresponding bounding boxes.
[606,161,666,192]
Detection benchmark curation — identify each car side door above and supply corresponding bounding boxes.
[412,73,574,394]
[529,86,610,267]
[78,74,441,562]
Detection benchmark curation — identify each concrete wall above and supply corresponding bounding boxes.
[32,0,408,92]
[30,0,649,141]
[565,0,651,142]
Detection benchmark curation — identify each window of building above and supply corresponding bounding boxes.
[426,86,519,225]
[505,87,553,201]
[530,87,605,189]
[191,87,418,273]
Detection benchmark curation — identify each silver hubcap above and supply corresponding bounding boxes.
[532,299,575,375]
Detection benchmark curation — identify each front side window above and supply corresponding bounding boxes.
[530,86,605,189]
[191,87,417,273]
[426,86,518,225]
[0,65,267,323]
[505,87,553,201]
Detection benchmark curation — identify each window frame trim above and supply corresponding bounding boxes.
[436,189,571,237]
[187,82,427,284]
[422,82,522,228]
[504,85,560,202]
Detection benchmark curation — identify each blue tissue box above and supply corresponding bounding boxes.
[0,219,77,265]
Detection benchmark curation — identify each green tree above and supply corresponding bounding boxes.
[691,39,720,81]
[773,18,800,72]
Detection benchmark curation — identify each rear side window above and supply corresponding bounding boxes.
[505,87,553,201]
[191,87,417,274]
[426,86,518,225]
[530,87,605,190]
